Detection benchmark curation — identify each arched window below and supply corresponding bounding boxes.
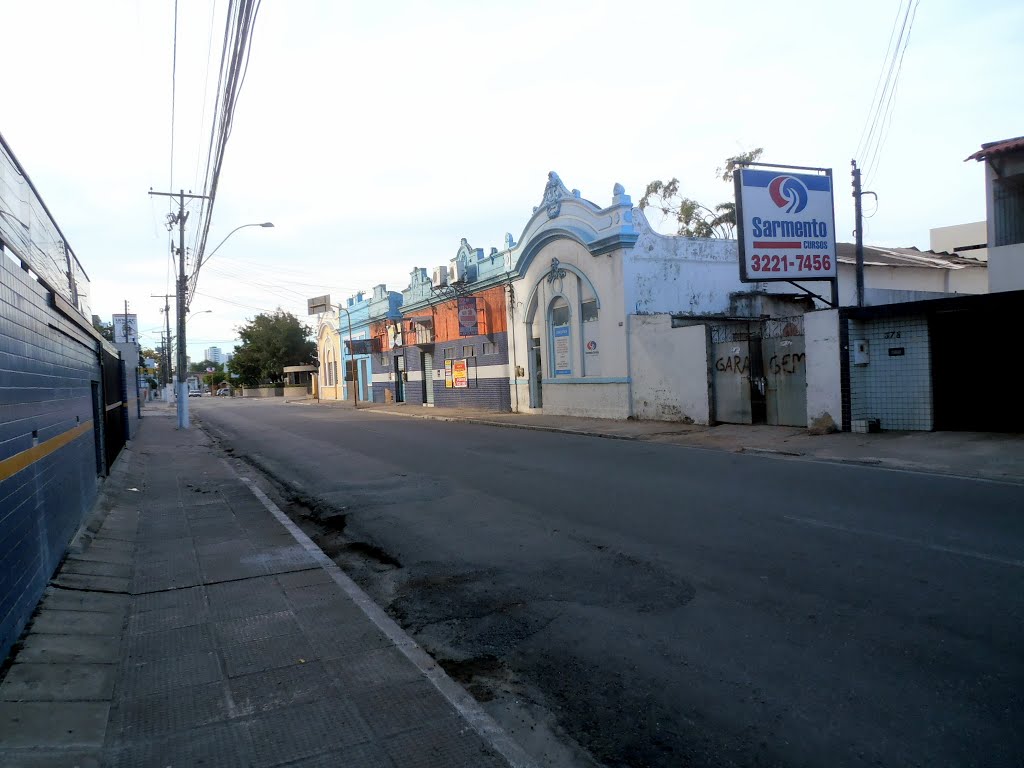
[323,347,335,386]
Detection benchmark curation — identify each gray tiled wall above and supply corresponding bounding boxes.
[848,315,933,431]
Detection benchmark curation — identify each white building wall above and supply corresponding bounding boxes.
[804,309,842,431]
[624,211,798,314]
[629,317,710,423]
[848,314,933,431]
[930,221,987,261]
[835,264,986,306]
[509,236,631,419]
[988,243,1024,292]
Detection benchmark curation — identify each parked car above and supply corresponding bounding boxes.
[188,389,202,397]
[216,389,231,396]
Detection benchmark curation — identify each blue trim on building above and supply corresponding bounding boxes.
[541,376,630,385]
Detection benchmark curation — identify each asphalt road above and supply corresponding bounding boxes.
[193,398,1024,768]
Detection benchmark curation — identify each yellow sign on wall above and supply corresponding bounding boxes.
[445,359,453,388]
[452,359,468,388]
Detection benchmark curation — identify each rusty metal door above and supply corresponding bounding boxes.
[761,316,807,427]
[711,334,752,425]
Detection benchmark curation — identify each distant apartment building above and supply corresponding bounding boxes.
[204,346,223,364]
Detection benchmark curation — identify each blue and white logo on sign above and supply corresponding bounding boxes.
[768,175,809,214]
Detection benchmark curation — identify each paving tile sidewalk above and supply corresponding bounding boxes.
[0,411,532,768]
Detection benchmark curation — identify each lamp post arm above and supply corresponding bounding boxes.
[200,224,254,269]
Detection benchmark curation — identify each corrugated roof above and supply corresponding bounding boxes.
[965,136,1024,162]
[836,243,984,270]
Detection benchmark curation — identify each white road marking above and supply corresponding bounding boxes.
[783,515,1024,569]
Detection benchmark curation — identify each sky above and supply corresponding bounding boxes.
[1,0,1021,362]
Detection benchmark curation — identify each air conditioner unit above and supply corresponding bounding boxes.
[432,266,449,287]
[451,260,469,284]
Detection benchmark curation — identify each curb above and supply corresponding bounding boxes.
[272,400,1024,486]
[361,408,641,441]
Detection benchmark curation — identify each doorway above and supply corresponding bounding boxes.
[395,354,405,402]
[422,351,434,405]
[529,338,543,408]
[359,359,369,402]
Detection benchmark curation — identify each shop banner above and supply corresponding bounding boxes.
[458,297,478,336]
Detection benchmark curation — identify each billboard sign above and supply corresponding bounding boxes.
[735,168,836,283]
[112,314,138,343]
[457,297,478,336]
[307,295,331,315]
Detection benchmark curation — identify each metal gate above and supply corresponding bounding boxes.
[710,316,807,427]
[100,347,127,472]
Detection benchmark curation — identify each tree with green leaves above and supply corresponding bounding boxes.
[92,317,115,341]
[228,310,316,386]
[190,359,224,374]
[639,148,763,239]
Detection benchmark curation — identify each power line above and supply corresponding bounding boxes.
[854,0,907,162]
[188,0,265,307]
[193,0,220,195]
[864,0,919,187]
[856,0,919,185]
[170,0,178,193]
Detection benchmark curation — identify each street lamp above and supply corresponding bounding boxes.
[200,222,274,269]
[186,309,212,323]
[337,302,357,410]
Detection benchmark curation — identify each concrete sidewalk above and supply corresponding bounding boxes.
[300,399,1024,483]
[0,410,534,768]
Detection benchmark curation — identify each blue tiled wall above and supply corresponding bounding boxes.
[0,253,102,661]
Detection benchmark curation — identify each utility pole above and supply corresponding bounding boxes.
[152,293,174,387]
[123,299,130,342]
[851,160,864,307]
[850,161,878,309]
[148,189,209,429]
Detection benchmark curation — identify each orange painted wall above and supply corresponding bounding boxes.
[402,286,506,342]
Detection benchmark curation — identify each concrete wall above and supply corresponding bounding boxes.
[629,316,711,423]
[0,252,103,662]
[988,243,1024,292]
[625,210,809,315]
[283,385,309,399]
[542,381,631,419]
[804,309,842,431]
[847,314,933,431]
[241,386,283,398]
[836,263,987,306]
[930,221,987,261]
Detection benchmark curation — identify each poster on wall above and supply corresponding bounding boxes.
[452,359,468,388]
[735,167,837,283]
[457,297,478,336]
[553,326,571,376]
[445,359,453,388]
